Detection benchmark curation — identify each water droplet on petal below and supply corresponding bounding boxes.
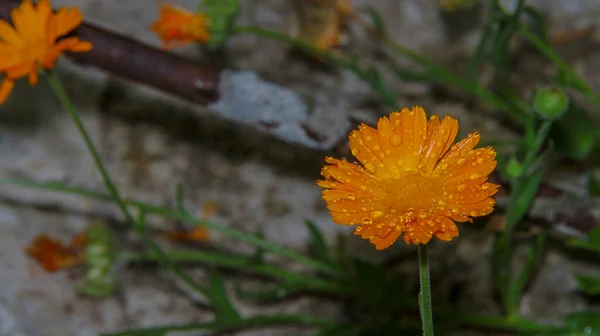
[365,163,377,173]
[366,136,373,141]
[458,184,467,191]
[448,194,454,200]
[374,145,381,151]
[370,211,384,220]
[471,211,479,216]
[457,158,467,165]
[390,135,402,146]
[440,129,447,135]
[346,194,356,201]
[360,207,367,212]
[482,185,489,190]
[355,226,363,232]
[362,217,373,225]
[351,149,359,156]
[477,157,484,164]
[470,172,482,180]
[397,159,404,167]
[385,149,392,156]
[410,111,415,117]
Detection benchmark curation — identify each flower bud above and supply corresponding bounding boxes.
[533,86,570,120]
[197,0,240,50]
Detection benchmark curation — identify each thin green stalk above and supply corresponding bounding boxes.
[0,177,338,277]
[47,73,208,298]
[134,211,210,298]
[522,120,553,169]
[99,314,333,336]
[46,72,135,225]
[519,25,600,111]
[417,244,434,336]
[120,249,352,295]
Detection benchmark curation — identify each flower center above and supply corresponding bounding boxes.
[383,172,441,215]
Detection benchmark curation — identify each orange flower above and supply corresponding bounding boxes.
[151,4,209,49]
[0,0,92,104]
[317,106,499,249]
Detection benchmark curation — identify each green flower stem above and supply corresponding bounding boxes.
[418,244,434,336]
[0,177,338,277]
[98,314,333,336]
[120,249,352,295]
[46,72,135,226]
[519,25,600,111]
[46,72,210,298]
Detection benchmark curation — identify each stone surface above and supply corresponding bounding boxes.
[1,0,600,335]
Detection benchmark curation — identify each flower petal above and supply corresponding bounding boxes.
[354,221,402,250]
[0,20,22,47]
[434,217,459,241]
[0,78,15,104]
[389,106,428,172]
[46,6,84,44]
[420,115,458,175]
[349,125,393,179]
[445,147,497,185]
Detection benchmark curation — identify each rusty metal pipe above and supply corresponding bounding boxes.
[0,0,220,104]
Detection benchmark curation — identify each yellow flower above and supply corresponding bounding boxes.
[151,4,210,49]
[317,106,499,249]
[0,0,92,104]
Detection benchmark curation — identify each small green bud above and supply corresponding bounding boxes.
[532,86,570,120]
[506,156,524,179]
[197,0,240,50]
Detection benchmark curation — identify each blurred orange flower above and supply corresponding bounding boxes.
[317,106,499,249]
[0,0,92,104]
[163,202,216,242]
[296,0,353,51]
[26,233,84,272]
[151,4,209,49]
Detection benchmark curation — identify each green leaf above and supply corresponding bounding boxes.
[565,311,600,331]
[568,225,600,254]
[357,6,389,38]
[508,234,546,313]
[576,274,600,295]
[505,167,545,230]
[305,220,332,266]
[207,270,241,324]
[389,64,437,82]
[234,283,291,304]
[493,167,545,311]
[549,102,599,160]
